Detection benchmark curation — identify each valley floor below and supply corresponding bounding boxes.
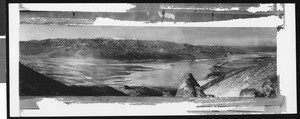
[19,51,277,97]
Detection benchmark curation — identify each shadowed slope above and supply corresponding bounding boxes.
[19,62,128,96]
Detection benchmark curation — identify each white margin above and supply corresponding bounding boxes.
[277,4,296,113]
[9,4,20,117]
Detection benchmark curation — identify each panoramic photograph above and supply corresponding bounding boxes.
[17,3,285,115]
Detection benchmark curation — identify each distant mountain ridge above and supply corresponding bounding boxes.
[20,38,247,60]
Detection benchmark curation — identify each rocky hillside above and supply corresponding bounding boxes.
[19,62,128,96]
[20,38,247,60]
[115,85,176,97]
[204,57,277,97]
[176,73,207,97]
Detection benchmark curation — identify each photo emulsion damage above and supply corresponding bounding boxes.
[17,3,286,116]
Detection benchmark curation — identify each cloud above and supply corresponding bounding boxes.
[92,16,282,27]
[21,3,136,12]
[247,4,274,13]
[214,7,239,11]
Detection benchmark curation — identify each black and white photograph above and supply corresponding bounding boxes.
[7,3,297,116]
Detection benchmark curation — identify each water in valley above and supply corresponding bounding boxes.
[20,52,273,89]
[20,56,214,89]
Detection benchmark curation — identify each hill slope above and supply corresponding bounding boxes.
[20,38,247,60]
[19,62,128,96]
[204,57,277,97]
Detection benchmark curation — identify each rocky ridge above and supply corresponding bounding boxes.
[20,38,247,60]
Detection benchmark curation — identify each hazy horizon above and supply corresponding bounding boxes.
[20,24,277,47]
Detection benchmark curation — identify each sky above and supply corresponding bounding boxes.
[19,25,276,46]
[20,3,283,13]
[18,3,281,47]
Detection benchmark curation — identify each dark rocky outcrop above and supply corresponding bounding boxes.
[175,73,207,97]
[205,94,215,98]
[118,85,169,96]
[260,75,278,98]
[19,62,127,96]
[240,75,278,98]
[162,91,173,97]
[240,88,263,97]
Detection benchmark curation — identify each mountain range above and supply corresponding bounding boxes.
[20,38,247,60]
